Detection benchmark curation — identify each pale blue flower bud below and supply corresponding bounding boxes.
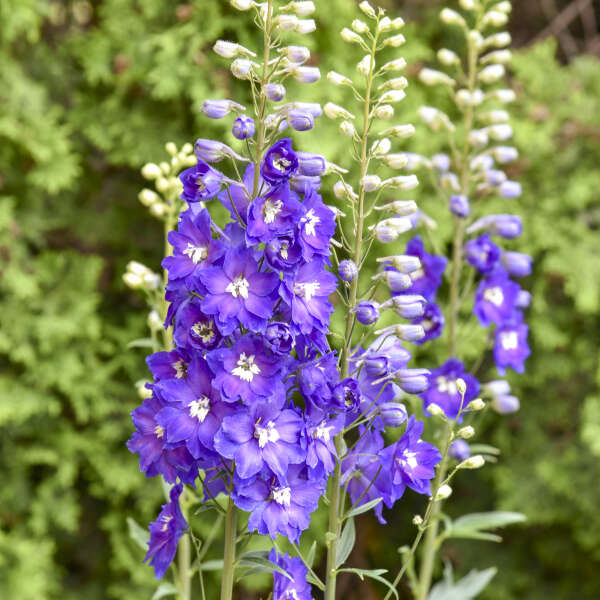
[492,145,518,163]
[432,153,451,172]
[485,169,507,185]
[201,99,245,119]
[338,260,358,282]
[502,252,532,277]
[394,324,425,342]
[265,83,286,102]
[288,109,314,131]
[395,368,430,394]
[449,194,470,218]
[516,290,532,309]
[376,270,412,292]
[449,439,471,461]
[484,380,511,397]
[386,295,427,319]
[467,214,522,238]
[378,402,408,427]
[297,152,326,176]
[492,395,520,414]
[355,301,380,325]
[291,65,321,83]
[194,139,247,163]
[499,180,522,198]
[284,45,311,64]
[232,115,255,139]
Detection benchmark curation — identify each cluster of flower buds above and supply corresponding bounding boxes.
[123,261,161,291]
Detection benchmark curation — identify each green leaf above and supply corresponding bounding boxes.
[127,337,157,349]
[335,517,356,568]
[198,559,224,571]
[338,568,398,600]
[468,444,501,456]
[152,582,178,599]
[237,551,292,581]
[305,541,317,568]
[126,517,149,551]
[452,512,526,533]
[428,567,497,600]
[344,497,383,520]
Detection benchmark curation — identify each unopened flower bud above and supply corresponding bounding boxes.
[384,34,406,47]
[123,272,143,289]
[481,49,512,65]
[141,162,162,180]
[482,10,508,27]
[136,380,153,399]
[386,295,427,319]
[432,153,451,172]
[333,181,358,201]
[276,14,299,31]
[449,194,470,218]
[231,0,255,9]
[492,394,520,414]
[459,0,478,10]
[412,515,423,526]
[285,1,315,17]
[324,102,354,120]
[287,110,314,131]
[479,64,505,83]
[379,402,408,427]
[297,152,326,177]
[358,1,376,18]
[213,40,256,58]
[295,19,316,34]
[381,124,415,139]
[418,107,455,132]
[458,426,475,439]
[438,48,460,66]
[357,55,375,76]
[427,403,445,417]
[231,58,253,79]
[484,32,512,48]
[355,301,380,325]
[379,89,406,104]
[341,27,364,44]
[374,105,394,120]
[378,254,421,273]
[491,145,518,163]
[138,188,159,207]
[380,58,407,72]
[490,88,516,103]
[459,455,485,469]
[499,180,522,199]
[327,71,353,87]
[371,138,391,155]
[165,142,177,156]
[394,324,425,342]
[496,1,512,13]
[455,88,485,107]
[382,175,419,191]
[456,378,467,396]
[340,121,357,138]
[449,439,470,461]
[434,484,453,500]
[265,83,286,102]
[352,19,369,34]
[419,68,455,87]
[283,45,311,64]
[440,8,466,27]
[395,368,430,394]
[469,398,486,411]
[339,260,358,282]
[361,175,382,192]
[375,269,412,292]
[232,115,255,139]
[150,202,167,217]
[291,65,321,83]
[380,77,408,91]
[201,99,245,119]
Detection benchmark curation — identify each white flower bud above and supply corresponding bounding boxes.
[138,188,159,207]
[231,0,255,9]
[379,77,408,91]
[377,200,418,216]
[480,110,509,124]
[165,142,177,156]
[352,19,369,34]
[484,32,512,48]
[438,48,460,66]
[419,68,456,87]
[459,455,485,469]
[434,484,453,500]
[495,1,512,14]
[361,175,382,192]
[276,14,299,31]
[468,29,484,49]
[482,10,508,27]
[440,8,466,27]
[384,34,406,47]
[412,515,423,526]
[371,137,391,155]
[341,27,364,44]
[380,153,408,169]
[333,180,358,201]
[481,49,512,64]
[327,71,353,87]
[489,88,516,103]
[380,89,406,103]
[381,124,415,138]
[382,175,419,191]
[231,58,254,79]
[390,17,405,29]
[418,107,455,131]
[123,272,143,289]
[487,123,513,141]
[458,426,475,439]
[155,177,170,192]
[374,104,394,120]
[358,1,376,18]
[147,309,162,331]
[324,102,355,120]
[380,58,407,72]
[141,162,162,180]
[159,161,170,175]
[427,403,444,417]
[295,19,316,34]
[373,217,413,240]
[357,55,375,76]
[284,1,315,17]
[455,88,484,107]
[459,0,478,9]
[136,380,153,399]
[214,40,253,59]
[478,64,505,83]
[150,202,167,217]
[468,128,489,148]
[469,398,486,411]
[339,121,357,138]
[456,378,467,396]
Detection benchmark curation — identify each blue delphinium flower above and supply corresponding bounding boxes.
[473,269,521,327]
[269,550,313,600]
[297,187,336,261]
[421,358,480,420]
[173,298,221,352]
[412,301,444,344]
[494,317,530,374]
[464,233,501,275]
[146,349,189,381]
[401,236,447,301]
[179,162,224,202]
[144,483,188,579]
[261,138,299,184]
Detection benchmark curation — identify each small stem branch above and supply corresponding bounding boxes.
[178,532,192,600]
[220,498,238,600]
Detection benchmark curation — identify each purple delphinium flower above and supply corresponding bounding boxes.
[297,187,336,261]
[207,334,286,405]
[214,401,305,479]
[331,377,362,414]
[401,236,447,301]
[144,483,188,579]
[466,214,522,239]
[154,357,232,459]
[127,395,197,484]
[146,349,189,382]
[198,246,279,334]
[265,233,304,272]
[464,233,501,275]
[261,138,299,185]
[494,317,530,375]
[412,301,444,345]
[264,322,295,354]
[219,164,264,225]
[474,269,521,327]
[232,466,323,542]
[421,358,480,420]
[280,260,337,336]
[173,297,221,352]
[246,185,304,244]
[502,251,533,278]
[270,550,313,600]
[179,162,224,203]
[304,409,343,479]
[232,115,255,140]
[297,353,339,409]
[380,416,441,500]
[162,209,224,287]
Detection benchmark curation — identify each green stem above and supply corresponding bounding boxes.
[220,498,238,600]
[178,532,192,600]
[325,20,381,600]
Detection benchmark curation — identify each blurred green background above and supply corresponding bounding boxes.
[1,0,599,598]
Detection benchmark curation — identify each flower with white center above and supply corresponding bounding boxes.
[312,420,334,442]
[272,486,291,507]
[399,450,418,469]
[226,274,250,298]
[483,286,504,306]
[188,396,211,423]
[192,320,215,344]
[173,360,187,378]
[254,420,280,448]
[154,424,165,439]
[301,209,320,236]
[295,281,320,302]
[501,331,519,350]
[436,376,459,396]
[183,243,208,264]
[232,353,261,382]
[262,198,283,224]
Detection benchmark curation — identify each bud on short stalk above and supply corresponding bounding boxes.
[458,455,485,469]
[458,426,475,439]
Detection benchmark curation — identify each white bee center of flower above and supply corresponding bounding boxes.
[154,425,165,439]
[301,209,320,236]
[436,376,458,395]
[254,420,280,448]
[232,353,261,382]
[410,267,425,281]
[483,286,504,306]
[273,156,292,173]
[195,176,206,191]
[226,275,250,299]
[263,198,283,224]
[312,420,333,442]
[294,281,320,301]
[188,395,211,423]
[501,331,519,350]
[421,319,433,331]
[192,320,215,343]
[173,360,187,378]
[399,450,418,469]
[280,241,289,260]
[160,514,173,531]
[183,243,208,264]
[272,486,291,507]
